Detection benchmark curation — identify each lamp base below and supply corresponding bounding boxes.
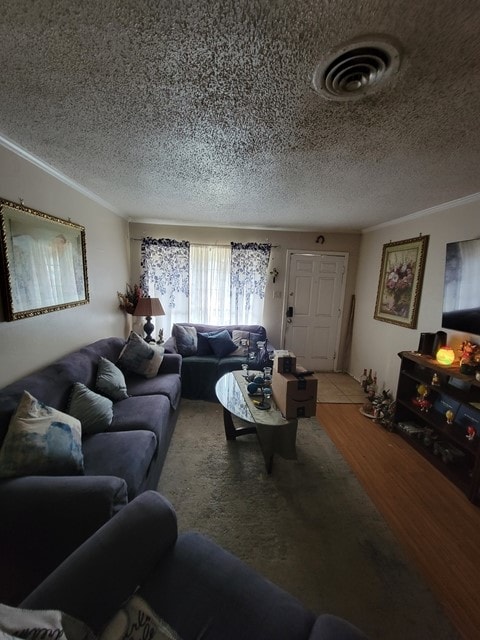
[143,316,155,343]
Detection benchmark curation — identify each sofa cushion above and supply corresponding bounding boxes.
[206,330,237,357]
[117,332,164,379]
[82,430,156,500]
[95,358,129,401]
[0,391,83,478]
[68,383,113,436]
[124,373,181,411]
[172,324,198,356]
[110,395,172,441]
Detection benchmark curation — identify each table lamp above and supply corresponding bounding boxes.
[133,297,165,343]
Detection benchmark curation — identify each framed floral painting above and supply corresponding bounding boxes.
[374,235,429,329]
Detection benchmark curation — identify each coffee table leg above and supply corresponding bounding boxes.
[223,407,257,441]
[223,407,237,440]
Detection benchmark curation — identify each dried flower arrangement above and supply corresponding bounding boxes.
[117,283,142,314]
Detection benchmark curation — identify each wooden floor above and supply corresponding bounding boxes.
[317,403,480,640]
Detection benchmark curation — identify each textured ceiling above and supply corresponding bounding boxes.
[0,0,479,231]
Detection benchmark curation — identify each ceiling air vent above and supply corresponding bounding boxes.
[312,37,401,101]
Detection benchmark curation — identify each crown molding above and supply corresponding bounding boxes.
[363,192,480,233]
[0,133,120,214]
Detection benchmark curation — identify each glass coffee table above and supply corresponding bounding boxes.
[215,370,298,474]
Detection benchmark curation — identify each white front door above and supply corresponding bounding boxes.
[283,252,347,372]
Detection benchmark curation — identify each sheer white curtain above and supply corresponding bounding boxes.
[189,244,231,324]
[230,242,271,324]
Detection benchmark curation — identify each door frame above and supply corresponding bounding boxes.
[281,250,349,372]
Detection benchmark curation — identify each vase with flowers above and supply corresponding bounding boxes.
[117,284,143,337]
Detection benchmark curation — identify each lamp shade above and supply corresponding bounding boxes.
[133,297,165,317]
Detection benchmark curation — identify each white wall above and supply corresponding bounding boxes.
[350,197,480,395]
[129,222,361,367]
[0,145,130,387]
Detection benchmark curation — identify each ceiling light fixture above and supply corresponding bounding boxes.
[312,35,401,101]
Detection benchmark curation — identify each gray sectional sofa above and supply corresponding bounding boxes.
[0,336,182,605]
[164,322,273,401]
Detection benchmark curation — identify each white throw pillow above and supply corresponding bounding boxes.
[0,391,83,478]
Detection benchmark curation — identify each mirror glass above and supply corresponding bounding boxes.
[0,199,89,320]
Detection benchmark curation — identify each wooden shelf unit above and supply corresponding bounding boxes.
[394,351,480,503]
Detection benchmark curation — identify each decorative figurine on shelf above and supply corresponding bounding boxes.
[445,409,455,424]
[431,372,440,386]
[156,329,164,345]
[466,426,477,441]
[416,383,429,400]
[459,340,478,375]
[412,383,432,412]
[418,398,432,412]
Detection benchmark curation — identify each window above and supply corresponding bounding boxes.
[189,244,231,324]
[140,237,271,332]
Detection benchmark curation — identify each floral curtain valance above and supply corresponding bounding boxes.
[140,237,190,309]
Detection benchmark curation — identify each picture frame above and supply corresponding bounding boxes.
[374,235,429,329]
[0,198,89,321]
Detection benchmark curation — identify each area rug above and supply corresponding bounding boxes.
[158,400,459,640]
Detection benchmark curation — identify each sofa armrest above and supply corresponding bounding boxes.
[163,337,177,354]
[21,491,178,634]
[0,475,128,603]
[0,475,128,537]
[308,615,368,640]
[158,352,181,374]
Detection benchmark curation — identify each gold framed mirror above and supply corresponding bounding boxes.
[0,198,89,321]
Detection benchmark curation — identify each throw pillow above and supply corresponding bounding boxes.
[101,595,182,640]
[68,382,113,436]
[197,331,214,356]
[117,331,165,378]
[231,329,250,356]
[0,391,83,478]
[0,603,96,640]
[207,329,237,358]
[172,324,198,356]
[95,357,129,401]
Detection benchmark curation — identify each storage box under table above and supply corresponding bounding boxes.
[272,371,317,419]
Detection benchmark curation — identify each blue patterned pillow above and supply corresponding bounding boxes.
[172,324,198,356]
[0,391,83,478]
[207,330,237,357]
[68,382,113,435]
[95,357,129,401]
